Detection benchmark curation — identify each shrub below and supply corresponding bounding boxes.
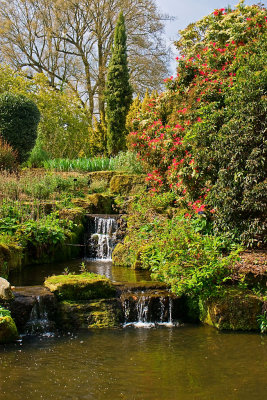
[0,136,18,171]
[0,92,40,162]
[128,3,267,247]
[27,139,50,167]
[112,151,144,174]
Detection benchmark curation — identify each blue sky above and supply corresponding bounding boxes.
[155,0,265,72]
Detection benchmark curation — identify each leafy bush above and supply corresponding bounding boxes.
[27,139,50,167]
[0,92,40,162]
[0,67,90,158]
[115,192,241,299]
[0,306,11,318]
[0,136,18,171]
[128,3,267,247]
[112,151,144,174]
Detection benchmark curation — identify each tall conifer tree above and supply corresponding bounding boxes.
[105,12,132,155]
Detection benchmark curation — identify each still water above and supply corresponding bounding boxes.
[9,258,151,286]
[0,326,266,400]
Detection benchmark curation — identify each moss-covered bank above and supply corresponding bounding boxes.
[0,316,18,344]
[45,273,116,301]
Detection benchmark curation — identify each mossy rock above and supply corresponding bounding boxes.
[0,242,23,274]
[199,288,264,331]
[87,171,118,186]
[56,298,123,330]
[112,242,134,267]
[58,207,85,224]
[110,174,145,195]
[72,194,114,214]
[45,273,116,300]
[0,316,19,344]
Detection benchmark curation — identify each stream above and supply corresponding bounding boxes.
[0,326,266,400]
[2,215,267,399]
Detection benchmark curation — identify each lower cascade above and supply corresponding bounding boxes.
[25,296,54,335]
[121,291,178,328]
[86,216,118,260]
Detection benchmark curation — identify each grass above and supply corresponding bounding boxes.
[42,151,144,174]
[43,157,115,172]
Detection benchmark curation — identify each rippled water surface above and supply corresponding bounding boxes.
[0,326,266,400]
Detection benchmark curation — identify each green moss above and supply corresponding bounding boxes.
[72,194,114,214]
[45,273,116,300]
[0,316,19,344]
[112,242,134,267]
[0,242,23,274]
[110,174,145,195]
[57,298,122,330]
[199,288,263,331]
[87,171,118,185]
[58,207,85,224]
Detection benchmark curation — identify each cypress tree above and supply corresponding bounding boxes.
[105,12,132,155]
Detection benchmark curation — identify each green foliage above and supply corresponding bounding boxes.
[128,3,267,247]
[89,115,107,156]
[43,157,114,172]
[112,151,144,174]
[0,92,40,162]
[0,306,11,318]
[126,96,141,133]
[0,207,72,249]
[0,66,90,158]
[116,193,241,299]
[0,172,88,201]
[0,136,18,171]
[27,139,50,167]
[257,312,267,334]
[105,12,132,155]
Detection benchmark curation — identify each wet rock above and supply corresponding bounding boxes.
[57,298,123,330]
[10,286,57,333]
[199,288,264,331]
[0,316,19,344]
[0,278,13,301]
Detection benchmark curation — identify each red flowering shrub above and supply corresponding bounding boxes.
[127,2,266,247]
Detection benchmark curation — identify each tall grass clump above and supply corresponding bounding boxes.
[43,157,114,172]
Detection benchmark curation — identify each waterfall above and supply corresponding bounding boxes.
[25,296,55,336]
[87,216,118,260]
[122,292,178,328]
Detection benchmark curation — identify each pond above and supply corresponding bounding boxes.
[0,326,266,400]
[8,258,151,286]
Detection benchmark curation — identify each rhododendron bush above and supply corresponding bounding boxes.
[127,1,266,247]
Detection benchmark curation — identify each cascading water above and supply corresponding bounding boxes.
[122,292,178,328]
[25,296,55,335]
[87,216,118,260]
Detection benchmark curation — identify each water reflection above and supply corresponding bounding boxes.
[0,326,266,400]
[9,258,151,286]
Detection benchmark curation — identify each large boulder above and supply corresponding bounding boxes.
[0,278,13,301]
[199,288,264,331]
[72,193,115,214]
[109,174,145,195]
[44,273,116,301]
[56,298,123,330]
